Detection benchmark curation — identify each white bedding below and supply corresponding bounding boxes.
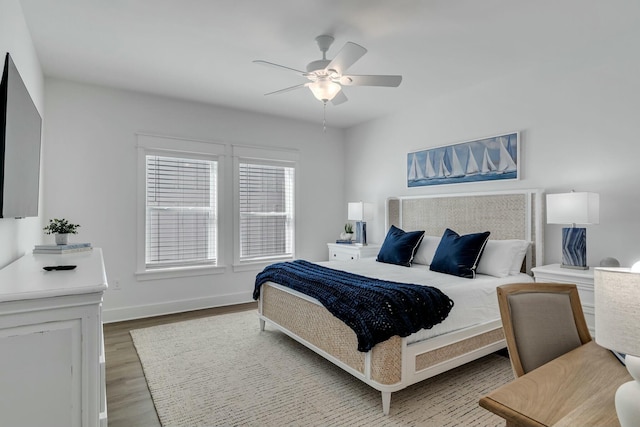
[317,257,533,345]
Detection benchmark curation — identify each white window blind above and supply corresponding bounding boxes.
[146,155,217,268]
[239,161,294,262]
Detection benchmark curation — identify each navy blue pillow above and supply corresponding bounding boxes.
[376,225,425,267]
[430,228,491,278]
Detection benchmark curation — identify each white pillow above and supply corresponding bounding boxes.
[412,235,441,265]
[509,240,531,275]
[476,240,530,278]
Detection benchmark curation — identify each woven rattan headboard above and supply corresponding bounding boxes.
[386,190,543,273]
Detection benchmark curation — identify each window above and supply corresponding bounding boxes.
[145,155,217,268]
[238,162,294,261]
[136,134,225,279]
[234,146,297,267]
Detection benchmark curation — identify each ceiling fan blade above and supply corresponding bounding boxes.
[331,90,348,106]
[340,74,402,87]
[253,60,306,75]
[325,42,367,74]
[263,83,308,96]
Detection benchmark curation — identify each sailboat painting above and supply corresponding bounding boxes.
[407,132,519,187]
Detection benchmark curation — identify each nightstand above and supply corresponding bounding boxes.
[531,263,595,335]
[327,243,381,262]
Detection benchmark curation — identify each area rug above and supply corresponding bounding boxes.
[130,310,512,427]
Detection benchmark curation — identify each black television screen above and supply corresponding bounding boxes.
[0,52,42,218]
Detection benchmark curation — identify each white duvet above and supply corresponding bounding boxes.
[316,258,533,344]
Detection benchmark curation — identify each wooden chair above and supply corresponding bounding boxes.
[497,282,592,377]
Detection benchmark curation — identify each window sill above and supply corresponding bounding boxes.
[136,264,226,281]
[232,258,292,273]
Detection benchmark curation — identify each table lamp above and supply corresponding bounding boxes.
[546,191,599,269]
[594,265,640,427]
[348,202,373,245]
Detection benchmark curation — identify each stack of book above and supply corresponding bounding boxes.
[335,239,354,244]
[33,242,92,254]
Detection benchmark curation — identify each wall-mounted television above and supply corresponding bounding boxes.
[0,52,42,218]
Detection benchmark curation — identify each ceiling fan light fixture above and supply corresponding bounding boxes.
[308,79,341,102]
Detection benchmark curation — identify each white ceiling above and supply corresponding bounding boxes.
[19,0,638,129]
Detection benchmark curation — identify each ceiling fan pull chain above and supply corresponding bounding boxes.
[323,101,327,133]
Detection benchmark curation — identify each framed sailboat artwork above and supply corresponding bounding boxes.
[407,132,520,187]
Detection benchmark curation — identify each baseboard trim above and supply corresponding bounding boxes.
[102,291,254,323]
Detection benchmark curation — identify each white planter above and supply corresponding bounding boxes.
[55,233,69,245]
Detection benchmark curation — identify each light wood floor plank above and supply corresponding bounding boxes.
[104,303,257,427]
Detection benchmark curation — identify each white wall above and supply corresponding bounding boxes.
[43,79,345,321]
[0,0,44,268]
[344,27,640,268]
[12,0,639,321]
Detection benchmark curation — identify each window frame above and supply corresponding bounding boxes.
[136,134,226,280]
[232,145,298,272]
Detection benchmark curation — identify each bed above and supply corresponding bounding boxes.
[256,190,544,415]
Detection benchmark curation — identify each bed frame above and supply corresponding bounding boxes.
[258,189,544,415]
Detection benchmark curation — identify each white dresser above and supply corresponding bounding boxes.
[327,243,381,261]
[531,263,595,335]
[0,248,108,427]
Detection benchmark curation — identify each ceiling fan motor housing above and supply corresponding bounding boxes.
[306,59,331,74]
[308,35,335,74]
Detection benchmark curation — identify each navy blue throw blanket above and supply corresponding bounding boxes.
[254,260,454,352]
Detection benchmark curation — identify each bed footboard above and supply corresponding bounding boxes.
[261,282,368,376]
[259,282,505,415]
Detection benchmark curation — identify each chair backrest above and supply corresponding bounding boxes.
[497,282,592,377]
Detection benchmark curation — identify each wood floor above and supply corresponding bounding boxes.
[104,302,258,427]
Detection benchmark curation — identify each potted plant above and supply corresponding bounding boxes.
[341,222,354,240]
[43,218,80,245]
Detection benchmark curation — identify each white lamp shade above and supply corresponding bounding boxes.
[546,192,600,225]
[348,202,374,221]
[594,267,640,356]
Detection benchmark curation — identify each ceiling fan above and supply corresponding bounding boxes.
[253,35,402,106]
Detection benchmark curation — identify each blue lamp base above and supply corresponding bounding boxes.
[355,221,368,246]
[561,227,588,270]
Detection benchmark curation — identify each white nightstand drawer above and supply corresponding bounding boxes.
[327,243,380,262]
